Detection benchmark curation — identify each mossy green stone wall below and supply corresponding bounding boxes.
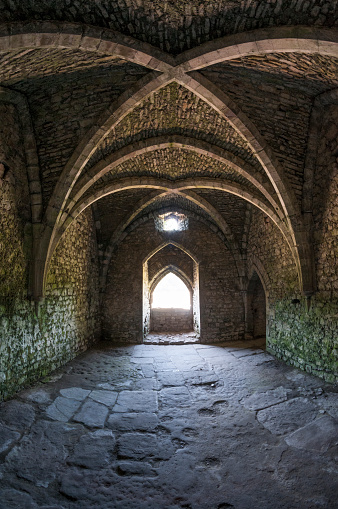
[0,179,100,400]
[268,295,338,382]
[248,208,338,382]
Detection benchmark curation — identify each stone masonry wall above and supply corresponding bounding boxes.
[247,204,338,382]
[150,308,193,332]
[12,63,147,207]
[201,66,313,199]
[103,217,244,343]
[0,177,101,400]
[148,244,194,284]
[1,1,335,54]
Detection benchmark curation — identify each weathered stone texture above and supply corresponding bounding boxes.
[1,1,336,53]
[89,148,261,195]
[312,104,338,295]
[148,244,194,283]
[94,188,153,247]
[223,54,338,95]
[247,208,338,381]
[86,83,258,171]
[0,203,100,400]
[103,218,244,343]
[193,190,250,246]
[0,49,129,84]
[150,308,193,332]
[0,103,30,221]
[10,63,148,206]
[201,64,314,199]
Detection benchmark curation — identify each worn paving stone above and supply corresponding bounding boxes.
[285,415,338,452]
[230,348,264,358]
[117,433,174,460]
[67,430,115,469]
[5,424,67,487]
[257,397,319,435]
[130,357,154,364]
[46,397,82,422]
[0,340,337,509]
[0,424,20,454]
[156,371,185,387]
[242,352,275,365]
[0,400,35,431]
[159,386,191,407]
[313,392,338,419]
[0,488,39,509]
[88,389,118,407]
[241,386,290,411]
[117,461,158,477]
[73,400,108,428]
[141,365,156,378]
[197,347,229,358]
[113,390,158,413]
[284,369,307,382]
[59,467,112,502]
[108,412,158,432]
[60,387,91,401]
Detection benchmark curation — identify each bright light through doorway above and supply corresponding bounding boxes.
[152,273,191,309]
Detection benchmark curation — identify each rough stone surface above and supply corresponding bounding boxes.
[67,430,116,469]
[46,397,82,422]
[0,424,20,454]
[0,341,337,508]
[0,203,101,400]
[241,386,290,411]
[103,218,245,343]
[108,412,158,432]
[73,400,109,428]
[1,1,335,54]
[59,387,91,401]
[0,400,35,431]
[257,397,319,435]
[285,415,338,453]
[113,390,158,413]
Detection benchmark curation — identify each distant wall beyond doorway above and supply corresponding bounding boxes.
[150,308,193,332]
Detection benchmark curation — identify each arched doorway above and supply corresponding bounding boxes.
[143,242,200,340]
[246,271,266,342]
[150,271,193,332]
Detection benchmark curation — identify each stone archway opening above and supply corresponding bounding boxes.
[143,243,200,344]
[150,271,193,333]
[246,271,267,344]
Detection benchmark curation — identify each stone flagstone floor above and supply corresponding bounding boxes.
[0,339,337,509]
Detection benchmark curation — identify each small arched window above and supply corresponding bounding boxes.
[151,272,191,309]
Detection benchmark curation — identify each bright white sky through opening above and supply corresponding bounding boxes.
[152,273,191,309]
[163,217,180,231]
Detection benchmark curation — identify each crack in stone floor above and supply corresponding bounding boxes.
[0,339,337,509]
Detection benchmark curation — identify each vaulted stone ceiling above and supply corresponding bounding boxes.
[0,0,337,298]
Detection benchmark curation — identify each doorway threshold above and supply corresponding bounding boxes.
[144,331,199,345]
